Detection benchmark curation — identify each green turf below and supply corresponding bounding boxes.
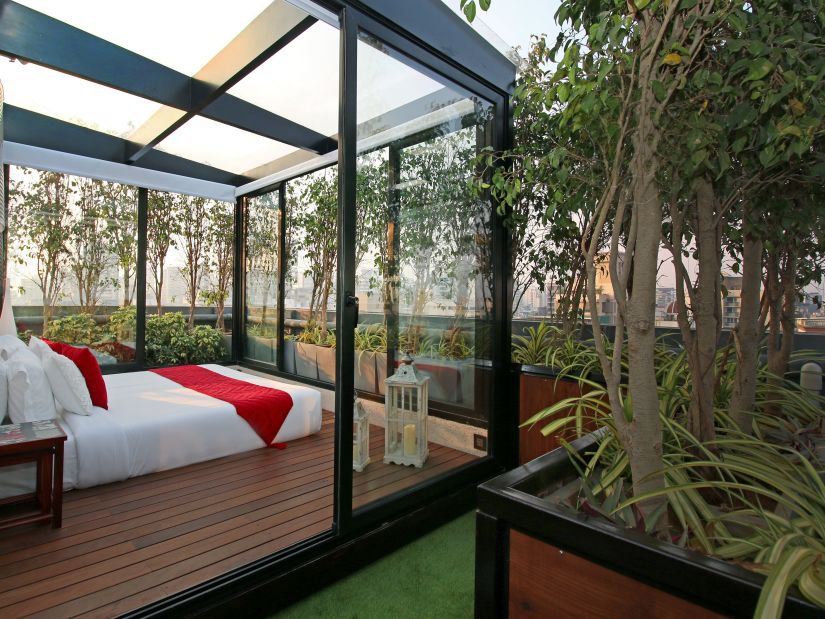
[271,511,475,619]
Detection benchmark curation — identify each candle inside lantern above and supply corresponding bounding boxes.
[403,423,417,456]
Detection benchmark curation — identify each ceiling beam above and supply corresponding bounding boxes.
[126,1,330,163]
[4,106,249,185]
[0,0,337,159]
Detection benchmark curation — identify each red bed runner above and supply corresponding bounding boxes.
[150,365,293,446]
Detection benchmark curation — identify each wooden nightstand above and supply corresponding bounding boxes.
[0,420,67,529]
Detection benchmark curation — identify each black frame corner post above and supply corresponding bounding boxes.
[333,8,358,534]
[135,187,148,368]
[277,183,287,370]
[232,194,245,363]
[474,509,509,619]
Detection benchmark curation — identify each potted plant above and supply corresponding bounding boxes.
[282,331,297,374]
[294,323,320,380]
[245,322,276,364]
[315,329,336,384]
[354,324,386,394]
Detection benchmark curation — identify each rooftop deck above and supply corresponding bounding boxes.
[0,413,476,618]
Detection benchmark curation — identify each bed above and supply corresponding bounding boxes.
[0,364,322,497]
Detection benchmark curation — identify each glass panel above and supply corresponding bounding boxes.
[353,33,495,510]
[245,190,280,365]
[145,190,233,366]
[7,166,138,363]
[17,0,272,76]
[228,21,339,137]
[283,166,338,383]
[0,60,161,138]
[154,116,296,176]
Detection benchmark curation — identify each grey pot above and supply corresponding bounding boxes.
[295,342,318,380]
[246,335,275,364]
[282,339,297,374]
[316,344,336,383]
[376,351,388,395]
[459,359,476,409]
[355,350,377,393]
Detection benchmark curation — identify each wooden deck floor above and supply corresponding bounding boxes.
[0,413,476,618]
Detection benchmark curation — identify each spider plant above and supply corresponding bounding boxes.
[524,337,825,618]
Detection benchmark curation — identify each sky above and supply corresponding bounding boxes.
[441,0,562,60]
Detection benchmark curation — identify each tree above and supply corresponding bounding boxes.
[246,194,279,331]
[147,191,179,314]
[98,182,138,306]
[176,195,210,328]
[293,167,337,337]
[68,178,113,314]
[202,202,234,330]
[9,169,73,330]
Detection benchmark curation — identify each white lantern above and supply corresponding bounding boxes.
[353,396,370,472]
[384,353,429,468]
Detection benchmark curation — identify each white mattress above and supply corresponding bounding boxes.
[0,364,322,495]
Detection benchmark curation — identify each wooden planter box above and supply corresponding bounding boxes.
[415,358,462,403]
[518,368,600,465]
[475,434,820,619]
[355,350,378,393]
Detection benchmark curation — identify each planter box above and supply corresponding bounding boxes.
[282,339,297,374]
[518,369,601,464]
[475,434,820,619]
[355,350,377,393]
[246,335,275,364]
[459,359,476,409]
[315,344,336,384]
[376,352,388,395]
[414,358,462,404]
[295,342,318,380]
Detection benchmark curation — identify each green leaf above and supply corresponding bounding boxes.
[744,59,774,82]
[463,1,476,22]
[479,0,491,10]
[557,83,570,103]
[652,80,667,102]
[754,547,817,619]
[780,125,803,138]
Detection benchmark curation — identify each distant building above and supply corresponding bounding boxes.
[722,275,742,330]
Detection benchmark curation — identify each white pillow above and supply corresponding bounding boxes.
[0,362,7,422]
[42,349,93,416]
[6,350,58,423]
[0,334,27,361]
[28,336,53,362]
[0,281,15,336]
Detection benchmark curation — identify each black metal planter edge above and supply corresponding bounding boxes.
[475,432,821,619]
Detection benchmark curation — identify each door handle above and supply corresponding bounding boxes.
[346,294,359,325]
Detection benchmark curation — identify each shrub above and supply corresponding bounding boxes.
[145,312,227,366]
[44,314,99,345]
[107,306,137,341]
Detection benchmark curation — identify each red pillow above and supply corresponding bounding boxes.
[44,341,108,410]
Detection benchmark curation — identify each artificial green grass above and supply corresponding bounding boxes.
[271,511,475,619]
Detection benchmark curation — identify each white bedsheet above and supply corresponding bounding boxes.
[0,364,322,495]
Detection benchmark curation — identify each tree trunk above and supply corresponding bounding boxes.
[122,270,131,307]
[686,178,720,444]
[730,233,762,430]
[624,40,665,518]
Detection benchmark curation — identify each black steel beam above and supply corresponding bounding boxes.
[0,0,337,163]
[126,2,328,162]
[4,106,245,185]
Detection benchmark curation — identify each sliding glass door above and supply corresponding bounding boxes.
[244,188,282,366]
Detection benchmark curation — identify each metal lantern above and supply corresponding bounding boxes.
[383,353,429,468]
[353,396,370,473]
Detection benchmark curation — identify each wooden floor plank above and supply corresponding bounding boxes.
[0,413,478,618]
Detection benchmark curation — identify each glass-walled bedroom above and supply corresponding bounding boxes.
[0,0,511,615]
